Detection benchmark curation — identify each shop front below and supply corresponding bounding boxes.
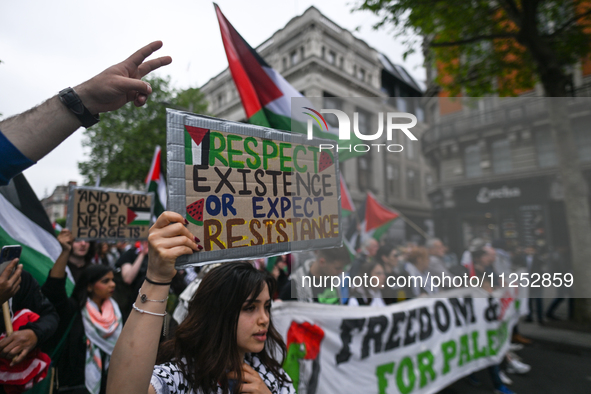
[430,177,560,255]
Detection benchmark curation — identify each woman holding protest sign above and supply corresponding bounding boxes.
[107,211,295,394]
[42,229,122,394]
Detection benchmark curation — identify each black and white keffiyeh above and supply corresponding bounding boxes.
[150,354,295,394]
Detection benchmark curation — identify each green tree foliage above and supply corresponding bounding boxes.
[356,0,591,319]
[79,76,208,188]
[355,0,591,96]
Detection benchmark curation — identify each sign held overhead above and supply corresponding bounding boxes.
[166,110,343,267]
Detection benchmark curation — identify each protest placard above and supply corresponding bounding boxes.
[166,110,342,267]
[272,287,528,394]
[66,186,154,241]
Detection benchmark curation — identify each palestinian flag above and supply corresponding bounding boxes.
[127,207,151,226]
[214,4,364,161]
[0,174,74,294]
[361,192,400,241]
[340,174,355,218]
[145,146,166,218]
[184,125,210,166]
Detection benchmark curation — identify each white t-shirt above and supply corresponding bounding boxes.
[150,354,295,394]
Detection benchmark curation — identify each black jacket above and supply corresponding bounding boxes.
[40,275,86,389]
[0,270,59,351]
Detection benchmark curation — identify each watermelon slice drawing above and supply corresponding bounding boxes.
[318,151,334,173]
[186,198,205,226]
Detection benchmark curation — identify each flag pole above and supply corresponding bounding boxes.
[3,302,12,335]
[395,210,430,240]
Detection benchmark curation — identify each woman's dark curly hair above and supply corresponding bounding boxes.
[157,262,290,393]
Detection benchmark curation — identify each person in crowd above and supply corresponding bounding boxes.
[349,238,379,277]
[404,247,436,296]
[472,249,496,278]
[270,256,289,300]
[42,229,121,394]
[515,245,545,324]
[461,238,486,275]
[426,238,451,276]
[347,261,387,307]
[96,242,116,268]
[492,239,513,277]
[375,244,408,303]
[106,212,294,394]
[67,239,96,283]
[545,245,573,320]
[0,41,171,186]
[0,258,59,368]
[279,247,350,304]
[114,241,149,322]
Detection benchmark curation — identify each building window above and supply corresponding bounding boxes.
[339,57,344,69]
[386,163,400,198]
[355,108,371,136]
[535,129,557,168]
[396,97,407,112]
[323,94,343,127]
[575,127,591,162]
[290,50,299,66]
[300,47,305,60]
[357,155,372,192]
[282,57,287,70]
[357,67,366,81]
[492,139,512,174]
[327,50,336,65]
[425,173,433,189]
[217,93,224,108]
[406,168,420,199]
[465,144,482,178]
[415,106,425,123]
[406,141,417,160]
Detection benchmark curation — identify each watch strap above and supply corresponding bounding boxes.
[58,87,99,128]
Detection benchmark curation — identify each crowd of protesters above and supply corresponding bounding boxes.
[0,38,575,394]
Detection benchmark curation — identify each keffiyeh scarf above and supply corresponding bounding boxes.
[82,298,122,394]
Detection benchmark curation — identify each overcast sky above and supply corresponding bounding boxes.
[0,0,424,200]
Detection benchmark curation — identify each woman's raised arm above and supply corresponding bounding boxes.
[107,212,199,394]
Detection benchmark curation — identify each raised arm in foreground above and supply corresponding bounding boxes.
[107,212,198,394]
[0,41,172,183]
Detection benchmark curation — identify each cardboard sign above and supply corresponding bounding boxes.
[66,186,154,241]
[167,110,342,267]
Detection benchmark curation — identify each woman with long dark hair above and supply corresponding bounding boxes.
[107,212,294,394]
[42,229,121,394]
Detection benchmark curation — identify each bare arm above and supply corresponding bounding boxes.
[107,212,199,394]
[49,229,74,279]
[121,246,148,285]
[0,41,172,162]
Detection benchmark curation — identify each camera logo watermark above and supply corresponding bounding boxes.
[304,107,418,153]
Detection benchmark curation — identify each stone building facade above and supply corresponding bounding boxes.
[201,6,432,243]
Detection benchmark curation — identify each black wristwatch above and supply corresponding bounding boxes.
[58,87,100,128]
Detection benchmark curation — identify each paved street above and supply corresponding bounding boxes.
[440,325,591,394]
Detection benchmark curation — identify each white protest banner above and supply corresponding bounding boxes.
[166,109,342,267]
[272,287,526,394]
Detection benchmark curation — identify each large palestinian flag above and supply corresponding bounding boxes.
[214,4,363,161]
[146,146,167,218]
[0,174,74,293]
